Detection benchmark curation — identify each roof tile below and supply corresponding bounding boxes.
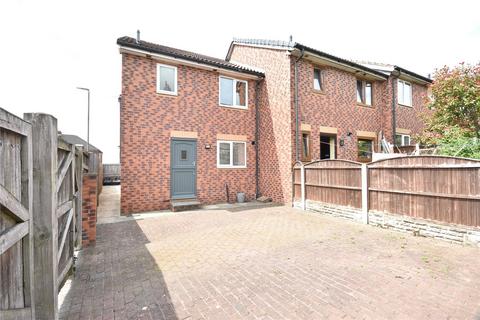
[117,36,264,77]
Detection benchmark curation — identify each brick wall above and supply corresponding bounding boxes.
[295,59,389,161]
[294,200,480,247]
[395,81,430,141]
[82,174,97,247]
[120,53,258,214]
[229,46,294,204]
[230,44,431,204]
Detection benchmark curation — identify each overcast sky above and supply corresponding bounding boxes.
[1,0,479,163]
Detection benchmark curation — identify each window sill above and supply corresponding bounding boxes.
[157,91,178,97]
[357,102,374,108]
[219,104,248,110]
[398,103,413,108]
[313,89,326,95]
[217,166,247,169]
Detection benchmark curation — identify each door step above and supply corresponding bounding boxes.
[171,199,201,212]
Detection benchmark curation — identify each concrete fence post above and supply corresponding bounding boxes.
[24,113,59,320]
[361,163,369,224]
[300,164,306,210]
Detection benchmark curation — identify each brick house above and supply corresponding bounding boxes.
[117,36,264,214]
[227,39,432,204]
[118,36,432,213]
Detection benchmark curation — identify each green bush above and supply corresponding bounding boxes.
[434,127,480,159]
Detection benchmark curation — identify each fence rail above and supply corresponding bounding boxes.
[294,156,480,228]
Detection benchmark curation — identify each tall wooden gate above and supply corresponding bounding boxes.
[0,109,35,319]
[56,139,81,289]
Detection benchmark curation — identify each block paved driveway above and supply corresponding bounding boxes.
[59,205,480,320]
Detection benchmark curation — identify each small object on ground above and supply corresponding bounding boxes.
[257,196,272,203]
[237,192,245,203]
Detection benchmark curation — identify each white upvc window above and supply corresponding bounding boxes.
[219,76,248,109]
[395,134,411,146]
[217,140,247,168]
[157,63,177,95]
[397,80,412,106]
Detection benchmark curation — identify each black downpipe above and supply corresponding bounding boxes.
[294,49,305,161]
[391,75,397,146]
[254,80,261,198]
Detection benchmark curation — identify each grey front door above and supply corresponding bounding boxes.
[171,139,197,199]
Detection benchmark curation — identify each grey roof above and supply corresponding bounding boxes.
[356,61,433,83]
[293,43,388,79]
[228,38,387,79]
[117,36,264,77]
[229,38,431,82]
[232,38,294,49]
[59,134,102,153]
[393,65,432,83]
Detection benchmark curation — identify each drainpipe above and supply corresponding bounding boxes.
[391,69,400,146]
[255,80,261,198]
[294,49,305,161]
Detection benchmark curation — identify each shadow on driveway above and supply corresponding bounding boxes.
[59,220,177,319]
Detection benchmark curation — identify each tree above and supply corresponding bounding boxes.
[418,63,480,158]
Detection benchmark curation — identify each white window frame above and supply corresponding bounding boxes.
[217,140,247,168]
[313,68,323,91]
[356,79,373,106]
[219,76,248,109]
[396,134,411,146]
[156,63,177,95]
[397,79,412,107]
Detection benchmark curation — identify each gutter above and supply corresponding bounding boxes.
[294,49,305,161]
[394,65,433,84]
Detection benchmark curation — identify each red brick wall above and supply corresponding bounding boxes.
[230,44,430,204]
[120,53,257,214]
[395,81,430,141]
[229,46,293,204]
[82,174,97,247]
[295,59,389,161]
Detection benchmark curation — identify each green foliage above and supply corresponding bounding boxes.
[434,126,480,159]
[419,62,480,158]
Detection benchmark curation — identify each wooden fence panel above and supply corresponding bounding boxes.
[295,160,362,208]
[0,108,34,319]
[56,138,78,291]
[74,146,84,248]
[368,156,480,227]
[293,163,302,201]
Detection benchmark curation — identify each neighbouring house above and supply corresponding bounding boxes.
[118,35,432,213]
[227,39,432,203]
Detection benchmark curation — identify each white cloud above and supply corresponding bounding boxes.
[1,0,478,162]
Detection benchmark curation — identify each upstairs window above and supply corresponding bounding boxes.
[219,76,248,109]
[356,80,373,106]
[395,134,411,146]
[313,68,323,91]
[157,64,177,95]
[398,80,412,106]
